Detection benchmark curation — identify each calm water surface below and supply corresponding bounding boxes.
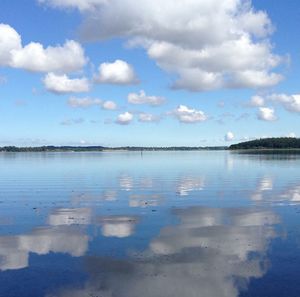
[0,151,300,297]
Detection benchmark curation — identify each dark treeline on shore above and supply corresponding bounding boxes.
[0,146,228,152]
[1,138,299,152]
[230,137,300,150]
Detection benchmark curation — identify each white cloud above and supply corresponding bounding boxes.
[38,0,107,11]
[68,96,102,107]
[116,112,133,125]
[257,107,277,121]
[225,131,234,142]
[95,59,138,85]
[67,96,117,110]
[287,132,296,138]
[0,23,87,73]
[60,118,85,125]
[269,93,300,113]
[43,0,284,91]
[43,73,90,94]
[138,113,160,123]
[170,105,208,123]
[248,95,265,107]
[102,100,117,110]
[0,24,22,66]
[128,90,165,106]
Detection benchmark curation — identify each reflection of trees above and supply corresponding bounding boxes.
[48,207,279,297]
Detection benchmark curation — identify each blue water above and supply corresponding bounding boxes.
[0,151,300,297]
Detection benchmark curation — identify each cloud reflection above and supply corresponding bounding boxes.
[0,226,88,271]
[98,216,139,238]
[48,206,279,297]
[176,176,205,196]
[48,208,92,226]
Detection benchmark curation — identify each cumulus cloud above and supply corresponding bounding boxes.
[128,90,165,106]
[248,95,265,107]
[43,73,90,94]
[95,59,138,85]
[102,100,117,110]
[68,96,102,107]
[0,24,22,66]
[41,0,284,91]
[67,96,117,110]
[0,23,87,73]
[269,93,300,114]
[116,112,133,125]
[225,131,235,142]
[170,105,208,123]
[60,118,85,125]
[138,113,160,123]
[287,132,296,138]
[38,0,107,11]
[257,107,277,121]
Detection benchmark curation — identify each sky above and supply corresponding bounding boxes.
[0,0,299,147]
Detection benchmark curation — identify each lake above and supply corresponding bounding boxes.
[0,151,300,297]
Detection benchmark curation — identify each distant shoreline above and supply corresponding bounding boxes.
[0,146,228,152]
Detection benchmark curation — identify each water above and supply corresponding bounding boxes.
[0,151,300,297]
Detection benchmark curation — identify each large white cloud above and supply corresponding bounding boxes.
[95,60,138,85]
[0,24,22,66]
[170,105,208,123]
[0,23,87,73]
[43,73,90,94]
[128,90,165,106]
[40,0,283,91]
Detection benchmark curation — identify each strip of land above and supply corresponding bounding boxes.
[230,137,300,150]
[0,146,227,152]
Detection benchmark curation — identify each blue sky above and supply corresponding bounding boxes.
[0,0,299,146]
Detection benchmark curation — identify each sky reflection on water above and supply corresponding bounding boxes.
[0,151,300,297]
